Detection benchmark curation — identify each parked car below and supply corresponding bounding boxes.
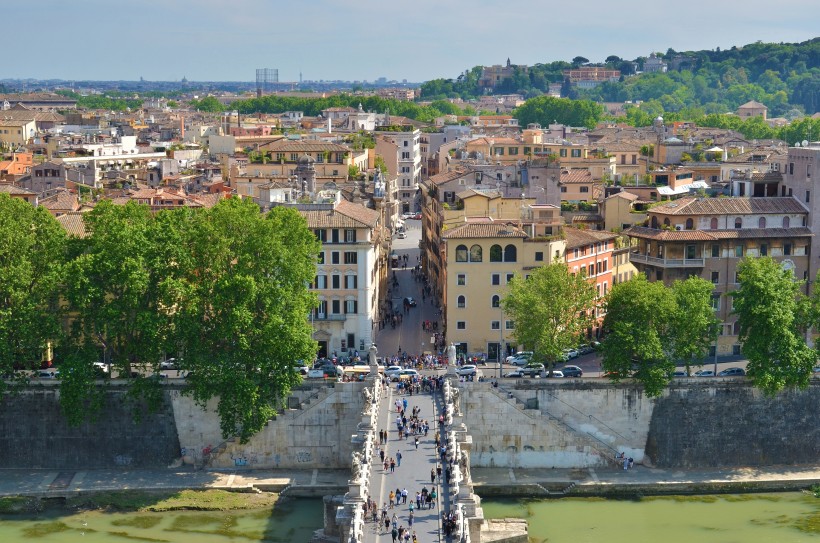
[506,351,533,363]
[813,366,820,373]
[397,369,420,381]
[671,370,688,377]
[397,231,407,239]
[694,369,715,377]
[456,365,477,377]
[504,369,524,378]
[717,367,746,377]
[92,362,110,373]
[560,365,583,378]
[402,212,415,220]
[508,353,533,366]
[545,370,565,378]
[413,212,422,220]
[577,344,594,356]
[562,348,580,360]
[159,358,178,370]
[37,369,58,379]
[385,366,403,379]
[521,363,545,377]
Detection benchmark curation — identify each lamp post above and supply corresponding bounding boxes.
[713,323,720,375]
[499,306,504,379]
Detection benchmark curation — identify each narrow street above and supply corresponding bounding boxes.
[377,220,442,359]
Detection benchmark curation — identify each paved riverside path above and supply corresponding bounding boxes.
[363,380,447,543]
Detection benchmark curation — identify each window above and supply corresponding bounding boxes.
[457,295,466,308]
[580,186,589,193]
[331,251,340,264]
[344,275,358,289]
[504,244,517,262]
[469,244,483,262]
[316,300,327,317]
[345,299,358,314]
[315,229,327,242]
[457,274,466,286]
[711,271,719,284]
[345,229,356,242]
[735,245,743,257]
[456,321,466,330]
[588,264,595,276]
[760,243,768,256]
[789,162,794,175]
[315,275,327,289]
[491,295,500,308]
[331,229,340,243]
[317,252,325,264]
[401,152,410,159]
[344,251,357,264]
[663,218,671,227]
[571,149,581,157]
[784,243,792,256]
[331,275,340,289]
[710,217,718,229]
[491,321,500,330]
[783,216,790,228]
[456,245,468,262]
[559,148,567,157]
[560,186,567,193]
[332,299,341,314]
[505,320,515,330]
[758,217,766,228]
[685,245,697,260]
[685,218,694,230]
[506,273,514,284]
[490,244,503,262]
[734,218,742,229]
[631,154,637,165]
[711,244,720,258]
[711,294,720,311]
[491,274,500,286]
[535,251,544,262]
[403,140,408,147]
[806,190,811,203]
[509,147,518,155]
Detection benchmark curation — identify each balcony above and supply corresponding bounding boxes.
[629,252,705,268]
[313,314,347,321]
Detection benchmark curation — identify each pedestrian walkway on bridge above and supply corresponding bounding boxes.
[362,378,450,543]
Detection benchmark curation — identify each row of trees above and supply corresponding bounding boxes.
[503,259,818,398]
[0,195,319,442]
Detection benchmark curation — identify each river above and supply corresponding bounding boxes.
[483,492,820,543]
[0,498,323,543]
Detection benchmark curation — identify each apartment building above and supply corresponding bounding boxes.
[297,193,386,359]
[375,126,421,213]
[780,143,820,283]
[626,196,811,355]
[564,227,618,338]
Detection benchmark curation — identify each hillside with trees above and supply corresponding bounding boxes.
[419,38,820,116]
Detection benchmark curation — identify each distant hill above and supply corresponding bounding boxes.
[420,38,820,116]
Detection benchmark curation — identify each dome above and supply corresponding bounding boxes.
[298,154,315,164]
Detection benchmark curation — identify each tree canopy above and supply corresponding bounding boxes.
[732,257,815,395]
[601,275,717,396]
[513,96,605,129]
[502,263,597,368]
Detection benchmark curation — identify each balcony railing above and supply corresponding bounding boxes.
[629,252,705,268]
[313,314,347,321]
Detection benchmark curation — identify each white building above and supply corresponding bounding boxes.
[297,192,385,359]
[375,127,421,213]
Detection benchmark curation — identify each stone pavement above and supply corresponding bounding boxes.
[362,381,447,543]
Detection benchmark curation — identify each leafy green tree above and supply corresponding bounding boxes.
[601,276,716,396]
[502,263,596,370]
[513,96,603,129]
[173,199,319,442]
[190,96,224,112]
[0,194,66,392]
[732,257,815,395]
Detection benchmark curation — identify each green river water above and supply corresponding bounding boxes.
[482,492,820,543]
[2,493,818,542]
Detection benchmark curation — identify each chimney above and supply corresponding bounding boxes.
[180,115,185,139]
[328,117,331,134]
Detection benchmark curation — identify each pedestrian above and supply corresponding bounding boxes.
[430,489,437,508]
[436,465,442,481]
[431,469,436,485]
[392,513,398,530]
[415,492,421,509]
[396,451,402,467]
[384,459,389,472]
[408,510,414,527]
[401,488,408,504]
[628,457,634,469]
[390,458,396,473]
[623,457,629,470]
[389,490,395,508]
[392,527,398,543]
[409,500,414,513]
[414,436,419,450]
[380,448,385,463]
[385,516,391,533]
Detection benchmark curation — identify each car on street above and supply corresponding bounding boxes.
[717,367,746,377]
[413,212,422,220]
[671,370,688,377]
[92,362,110,373]
[560,365,583,378]
[404,297,417,307]
[504,369,524,378]
[402,212,415,220]
[577,344,594,356]
[694,369,715,377]
[506,351,532,363]
[545,370,565,378]
[397,231,407,239]
[37,369,58,379]
[159,358,178,370]
[397,369,420,381]
[814,366,820,373]
[508,353,533,366]
[562,348,579,360]
[385,366,403,379]
[521,363,545,377]
[456,365,477,377]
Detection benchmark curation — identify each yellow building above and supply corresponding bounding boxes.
[442,222,565,361]
[0,119,35,148]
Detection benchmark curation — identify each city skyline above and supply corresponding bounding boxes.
[4,0,819,83]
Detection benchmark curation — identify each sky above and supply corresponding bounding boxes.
[5,0,818,84]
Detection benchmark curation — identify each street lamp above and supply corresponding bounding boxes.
[498,306,504,379]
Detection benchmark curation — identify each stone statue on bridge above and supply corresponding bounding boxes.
[451,386,461,416]
[351,452,364,482]
[362,387,374,416]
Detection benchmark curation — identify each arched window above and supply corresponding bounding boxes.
[469,244,483,262]
[489,244,503,262]
[663,218,671,227]
[783,216,790,228]
[504,244,517,262]
[710,217,718,229]
[734,217,742,229]
[685,218,694,230]
[651,216,659,229]
[457,295,466,308]
[758,217,766,228]
[455,245,468,262]
[491,295,500,308]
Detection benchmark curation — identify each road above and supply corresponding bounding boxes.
[377,220,441,360]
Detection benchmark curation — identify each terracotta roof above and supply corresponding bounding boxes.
[606,191,639,201]
[259,140,351,153]
[335,200,380,228]
[650,197,807,216]
[738,100,767,110]
[39,190,79,211]
[0,184,36,195]
[56,212,87,238]
[625,226,812,241]
[430,168,469,186]
[563,227,618,248]
[299,200,379,229]
[560,169,594,184]
[456,188,501,200]
[442,222,527,240]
